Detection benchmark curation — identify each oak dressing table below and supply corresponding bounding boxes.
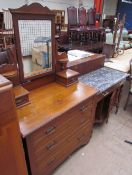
[0,3,128,175]
[8,3,98,175]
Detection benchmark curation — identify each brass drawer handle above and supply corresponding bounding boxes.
[45,126,56,135]
[16,99,23,104]
[71,77,76,82]
[80,117,86,124]
[47,157,56,166]
[80,106,88,112]
[46,140,57,150]
[102,91,109,96]
[77,135,85,142]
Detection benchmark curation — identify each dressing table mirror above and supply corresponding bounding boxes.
[10,3,55,83]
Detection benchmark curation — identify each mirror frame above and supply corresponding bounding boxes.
[10,3,55,83]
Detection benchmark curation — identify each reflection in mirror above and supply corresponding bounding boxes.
[18,20,52,78]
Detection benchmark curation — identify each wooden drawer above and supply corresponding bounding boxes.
[27,114,93,160]
[27,98,94,148]
[26,98,95,175]
[27,123,93,175]
[56,69,79,87]
[67,76,78,85]
[15,94,30,108]
[56,76,78,87]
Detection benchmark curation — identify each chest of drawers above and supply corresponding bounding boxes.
[17,82,97,175]
[26,98,94,175]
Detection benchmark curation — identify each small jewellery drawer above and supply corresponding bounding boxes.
[56,69,79,87]
[16,95,29,107]
[13,86,30,108]
[67,76,78,85]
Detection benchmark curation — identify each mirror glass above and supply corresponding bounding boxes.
[18,20,52,78]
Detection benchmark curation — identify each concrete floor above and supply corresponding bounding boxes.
[53,81,132,175]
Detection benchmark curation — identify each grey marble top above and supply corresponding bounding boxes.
[79,67,128,92]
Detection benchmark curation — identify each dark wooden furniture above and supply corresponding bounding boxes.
[59,26,106,53]
[17,82,97,175]
[67,6,78,31]
[124,59,132,110]
[0,75,28,175]
[103,15,115,31]
[87,8,96,26]
[78,7,87,26]
[95,81,124,123]
[0,30,14,48]
[0,12,3,29]
[53,10,65,28]
[102,43,116,58]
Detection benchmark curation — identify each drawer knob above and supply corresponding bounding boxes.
[46,140,57,150]
[77,134,85,142]
[47,157,56,166]
[80,117,86,124]
[71,77,75,81]
[45,126,56,135]
[80,106,88,112]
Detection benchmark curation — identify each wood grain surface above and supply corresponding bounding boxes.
[17,82,97,138]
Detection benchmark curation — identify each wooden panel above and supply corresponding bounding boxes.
[0,90,15,116]
[0,120,28,175]
[0,74,28,175]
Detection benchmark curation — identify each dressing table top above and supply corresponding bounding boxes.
[17,82,97,138]
[79,67,128,92]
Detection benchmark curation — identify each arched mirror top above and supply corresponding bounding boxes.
[10,3,55,83]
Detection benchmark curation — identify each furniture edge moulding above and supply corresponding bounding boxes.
[0,74,28,175]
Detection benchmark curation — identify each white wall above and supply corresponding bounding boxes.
[82,0,94,9]
[0,0,25,9]
[103,0,118,17]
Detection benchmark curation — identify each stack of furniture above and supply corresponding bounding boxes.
[58,6,105,53]
[53,10,65,35]
[0,9,14,49]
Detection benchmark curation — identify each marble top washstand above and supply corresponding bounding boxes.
[79,67,128,92]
